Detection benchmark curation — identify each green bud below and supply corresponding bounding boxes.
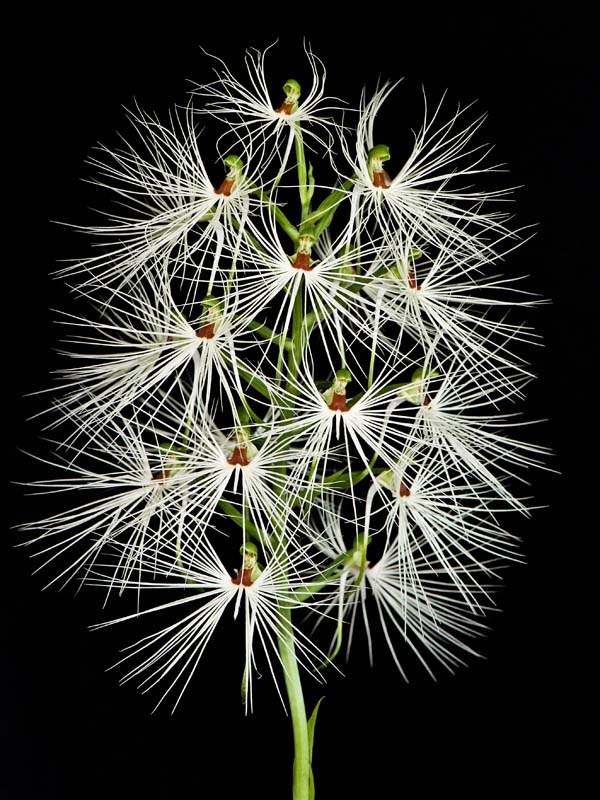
[346,534,370,571]
[411,367,439,382]
[201,294,220,310]
[376,468,396,492]
[223,154,244,177]
[239,541,258,558]
[282,78,301,101]
[397,367,439,405]
[368,144,391,164]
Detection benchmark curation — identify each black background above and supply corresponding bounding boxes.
[4,10,597,799]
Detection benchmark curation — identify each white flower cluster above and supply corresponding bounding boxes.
[24,44,546,710]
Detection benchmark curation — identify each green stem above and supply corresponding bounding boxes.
[279,607,310,800]
[272,121,313,800]
[295,123,310,220]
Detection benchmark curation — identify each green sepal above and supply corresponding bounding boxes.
[247,320,294,352]
[396,368,439,405]
[168,305,188,331]
[157,442,185,474]
[239,541,258,557]
[313,207,337,239]
[158,442,185,454]
[237,395,265,427]
[317,465,370,493]
[396,381,420,405]
[201,293,220,310]
[289,465,371,513]
[411,366,439,382]
[282,78,301,100]
[376,467,396,492]
[321,386,333,404]
[235,362,275,401]
[223,154,244,176]
[368,144,391,163]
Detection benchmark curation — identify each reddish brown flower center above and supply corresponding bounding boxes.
[408,269,418,290]
[232,567,254,587]
[292,251,312,271]
[423,395,431,407]
[227,446,250,466]
[372,170,392,189]
[152,469,171,481]
[328,392,349,412]
[196,322,216,339]
[277,100,294,115]
[399,479,411,498]
[215,177,235,196]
